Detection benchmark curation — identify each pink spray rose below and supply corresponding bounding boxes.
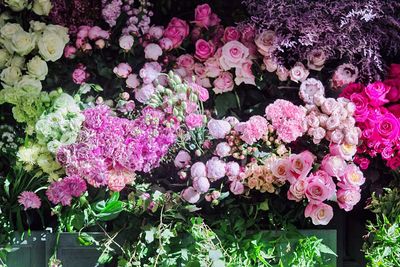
[113,63,132,78]
[213,72,234,94]
[290,62,310,83]
[219,41,249,70]
[305,203,334,225]
[195,39,215,61]
[185,113,204,129]
[329,143,357,161]
[174,150,191,169]
[207,119,231,139]
[191,162,207,178]
[206,157,226,181]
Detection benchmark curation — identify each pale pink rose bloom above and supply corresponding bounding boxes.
[344,128,360,145]
[329,143,357,161]
[307,50,327,71]
[313,94,326,107]
[305,177,332,204]
[144,43,163,61]
[230,181,245,195]
[219,40,249,70]
[135,83,155,103]
[207,119,231,139]
[263,57,278,72]
[255,30,277,57]
[337,188,361,211]
[195,39,215,61]
[321,155,346,178]
[119,35,134,51]
[213,72,234,94]
[325,115,341,130]
[194,3,212,28]
[193,177,210,193]
[113,63,132,78]
[271,158,291,181]
[206,157,226,181]
[304,203,334,225]
[191,162,207,178]
[235,60,256,85]
[159,38,173,51]
[204,57,222,78]
[290,62,310,83]
[299,78,325,104]
[287,178,308,202]
[177,54,195,70]
[226,161,240,179]
[276,65,289,81]
[182,187,200,203]
[307,113,320,128]
[149,26,164,39]
[340,164,365,187]
[174,150,191,169]
[126,74,140,89]
[224,116,239,127]
[312,127,326,142]
[194,63,207,78]
[289,151,315,180]
[215,142,231,157]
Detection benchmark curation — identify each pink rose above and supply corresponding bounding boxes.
[230,181,244,195]
[182,187,200,203]
[119,35,134,51]
[263,57,278,73]
[195,39,215,61]
[289,151,315,180]
[215,142,231,158]
[255,30,277,57]
[337,188,361,211]
[290,62,310,83]
[307,50,327,71]
[205,57,222,78]
[305,175,334,204]
[305,203,334,225]
[159,38,173,51]
[163,17,189,48]
[219,41,249,70]
[321,155,346,178]
[241,25,255,43]
[235,60,256,86]
[340,164,365,187]
[64,45,77,59]
[135,83,155,103]
[329,143,357,161]
[174,150,191,169]
[88,26,109,40]
[365,81,390,107]
[271,158,291,181]
[387,154,400,170]
[384,80,400,102]
[72,64,89,84]
[226,161,240,179]
[126,74,140,89]
[149,26,164,39]
[213,72,234,94]
[113,63,132,78]
[287,178,308,202]
[144,43,163,61]
[189,82,209,101]
[191,162,207,178]
[194,4,212,28]
[373,113,399,140]
[223,27,241,43]
[299,78,325,104]
[193,177,210,193]
[185,113,204,129]
[177,54,195,70]
[350,93,369,122]
[331,63,359,90]
[206,157,226,181]
[207,119,231,139]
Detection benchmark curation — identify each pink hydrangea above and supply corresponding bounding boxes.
[18,191,41,210]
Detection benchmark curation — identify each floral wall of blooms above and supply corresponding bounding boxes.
[0,0,399,266]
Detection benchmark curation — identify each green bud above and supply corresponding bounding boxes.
[173,107,179,117]
[189,94,198,102]
[173,74,182,84]
[181,102,187,109]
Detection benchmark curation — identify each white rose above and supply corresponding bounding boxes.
[27,56,48,80]
[0,66,22,86]
[16,75,42,92]
[11,30,35,56]
[144,43,163,61]
[32,0,52,16]
[38,29,68,62]
[0,23,23,39]
[44,25,69,44]
[7,55,25,68]
[0,49,11,69]
[29,21,47,32]
[4,0,28,12]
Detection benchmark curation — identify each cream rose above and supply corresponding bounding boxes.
[45,25,69,44]
[11,31,35,56]
[0,23,23,39]
[7,55,25,69]
[4,0,28,12]
[30,21,47,32]
[32,0,52,16]
[27,56,48,80]
[0,66,22,86]
[38,29,68,62]
[255,30,277,57]
[16,75,42,92]
[0,49,11,69]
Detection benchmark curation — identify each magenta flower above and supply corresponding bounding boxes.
[18,191,41,210]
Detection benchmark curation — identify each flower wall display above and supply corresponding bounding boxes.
[0,0,399,266]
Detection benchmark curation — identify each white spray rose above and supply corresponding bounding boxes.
[27,56,48,80]
[0,66,22,86]
[32,0,52,16]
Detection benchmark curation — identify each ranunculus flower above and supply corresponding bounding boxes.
[254,30,277,57]
[215,142,231,157]
[290,62,310,83]
[194,3,212,28]
[185,113,204,129]
[305,203,334,225]
[113,63,132,78]
[207,119,231,139]
[191,162,207,178]
[337,188,361,211]
[307,50,326,71]
[223,27,241,43]
[195,39,215,61]
[206,157,226,181]
[230,181,244,195]
[119,35,134,51]
[174,150,191,169]
[193,177,210,193]
[219,41,249,70]
[321,155,346,178]
[213,72,234,94]
[182,187,200,203]
[144,43,163,61]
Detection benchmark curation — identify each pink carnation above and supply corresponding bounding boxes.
[46,181,72,206]
[18,191,41,210]
[234,115,268,145]
[185,113,204,129]
[63,176,87,197]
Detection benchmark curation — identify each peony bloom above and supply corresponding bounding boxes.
[18,191,41,210]
[182,187,200,203]
[193,177,210,193]
[226,161,240,179]
[191,162,207,178]
[135,84,155,103]
[119,35,134,51]
[337,188,361,211]
[126,74,140,89]
[113,63,132,78]
[219,41,249,70]
[174,150,191,169]
[207,119,231,139]
[206,157,226,181]
[215,142,231,157]
[305,203,334,225]
[144,43,163,61]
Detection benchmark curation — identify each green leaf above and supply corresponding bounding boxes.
[214,92,238,117]
[318,243,337,256]
[78,233,96,246]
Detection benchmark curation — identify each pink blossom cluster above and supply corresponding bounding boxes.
[341,65,400,170]
[102,0,123,27]
[304,95,360,145]
[56,105,178,195]
[120,0,153,37]
[46,176,87,206]
[18,191,41,210]
[265,99,307,143]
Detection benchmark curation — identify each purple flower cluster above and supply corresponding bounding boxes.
[56,105,178,193]
[46,176,87,206]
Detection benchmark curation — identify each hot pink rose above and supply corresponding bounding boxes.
[185,113,204,129]
[191,162,207,178]
[182,187,200,203]
[373,113,399,140]
[340,83,364,99]
[207,119,231,139]
[388,104,400,118]
[163,17,189,48]
[213,72,234,94]
[193,177,210,193]
[113,63,132,78]
[321,155,346,178]
[174,150,191,169]
[194,4,212,28]
[230,181,244,195]
[365,81,390,107]
[223,27,241,43]
[219,41,249,70]
[305,203,334,225]
[350,93,369,122]
[384,80,400,102]
[337,188,361,211]
[387,154,400,170]
[206,157,226,181]
[195,39,215,61]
